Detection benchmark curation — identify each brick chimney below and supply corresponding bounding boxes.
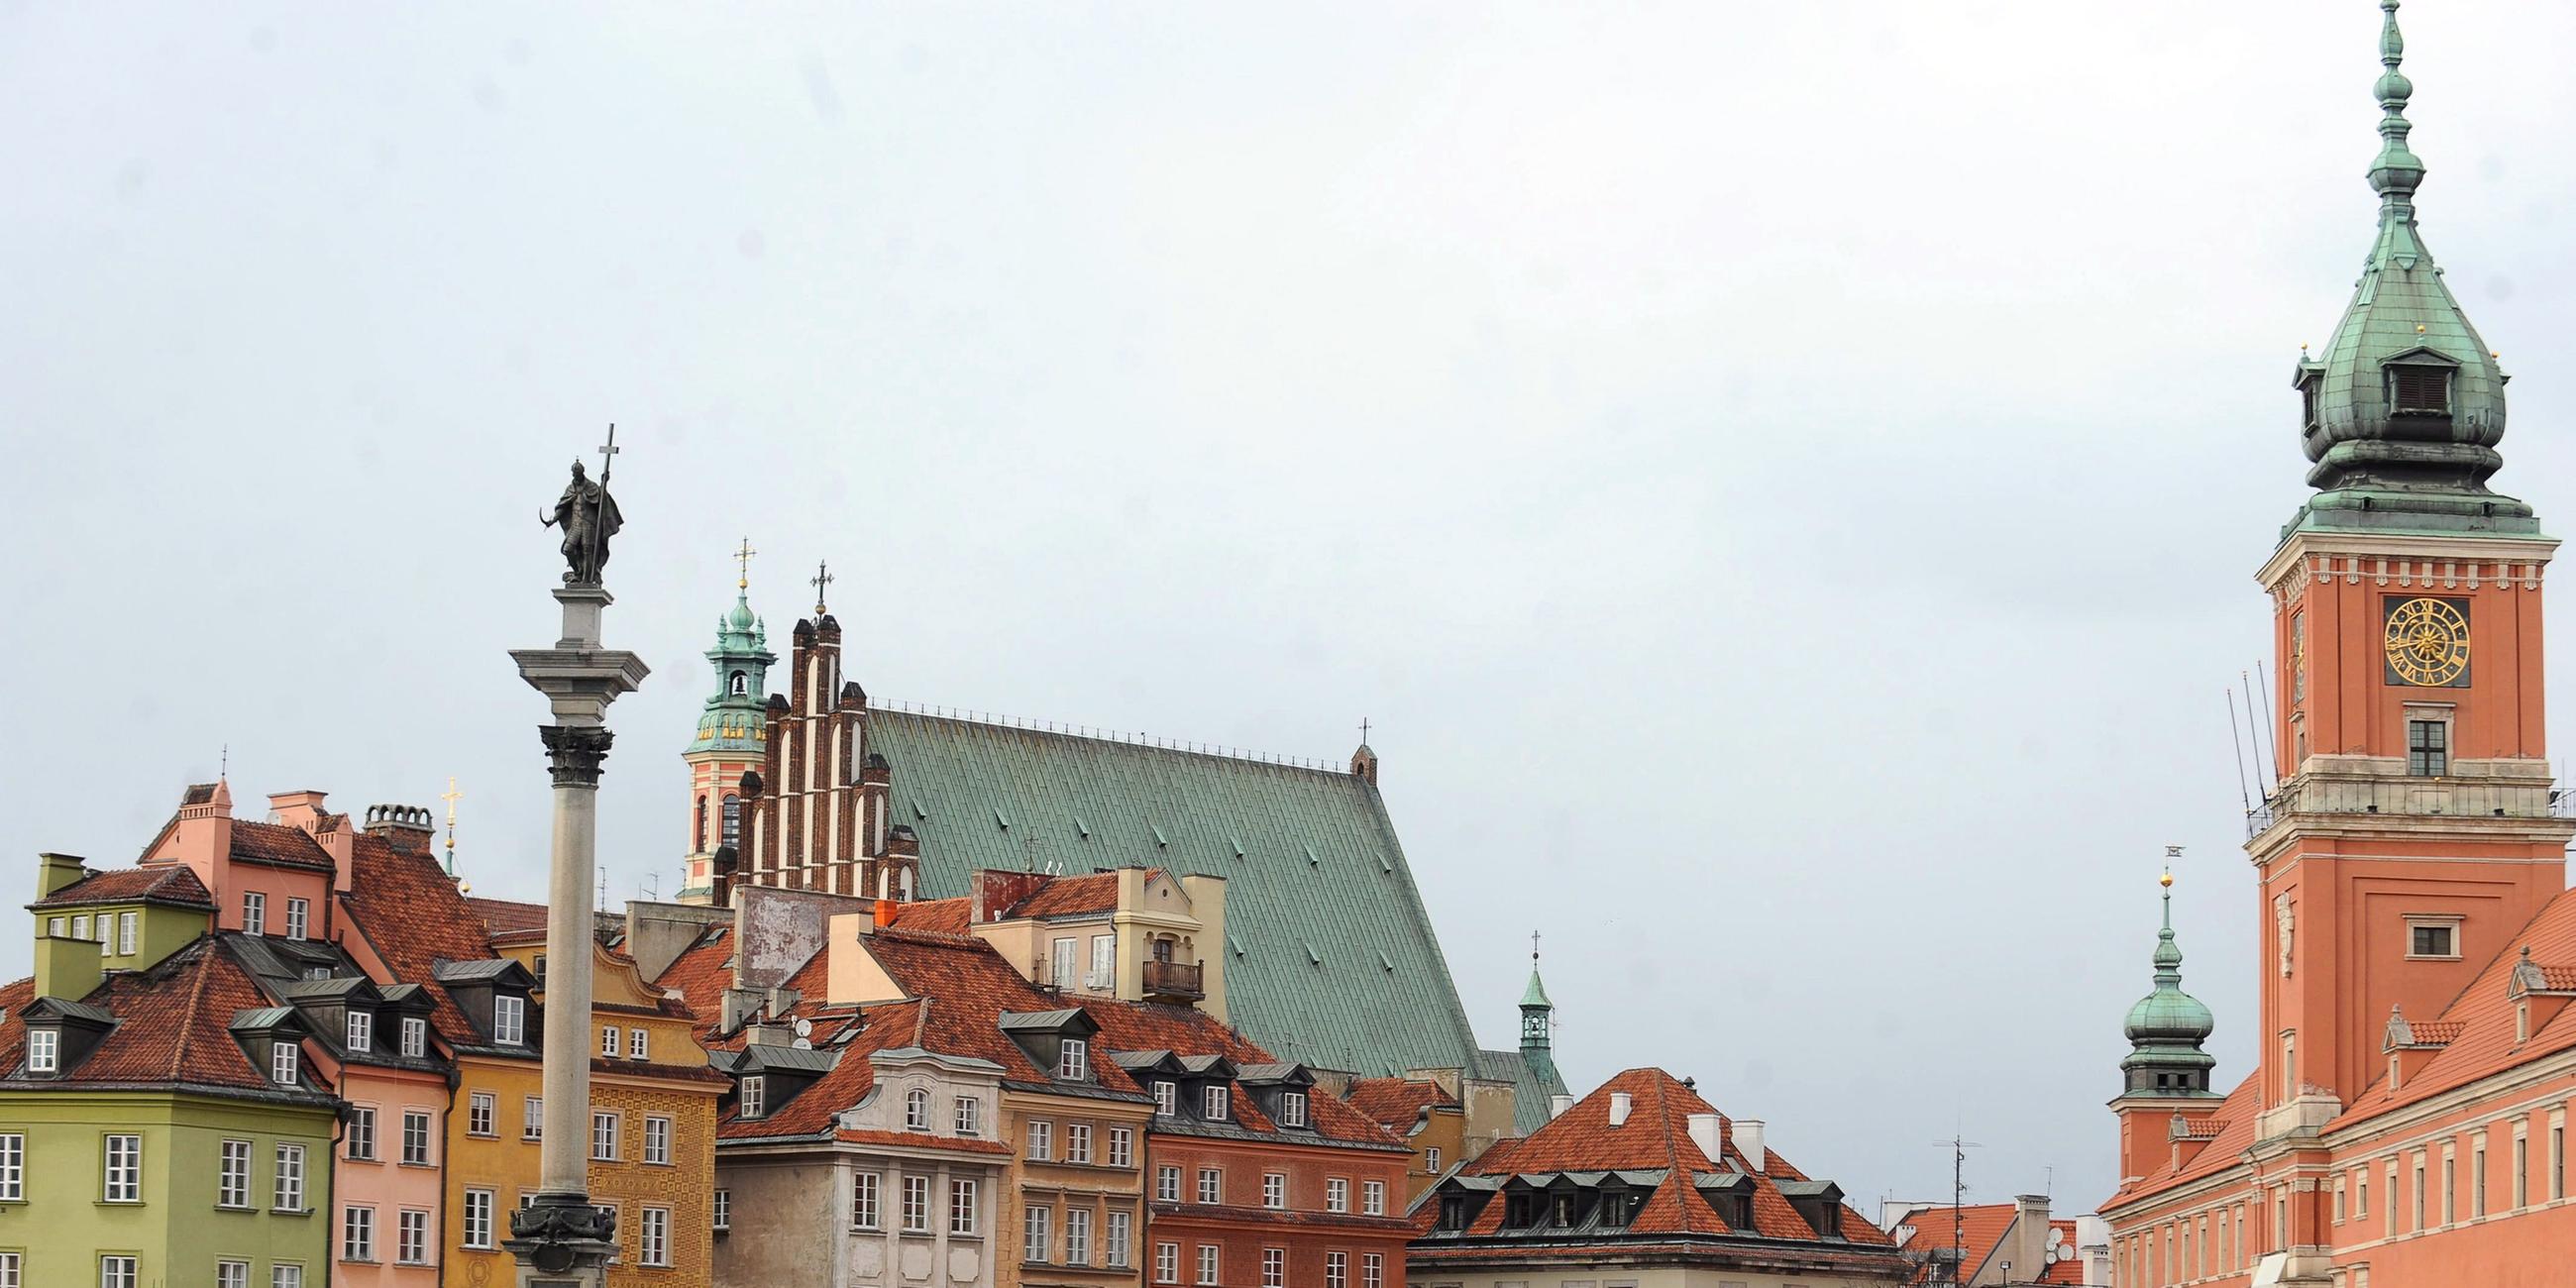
[363,804,437,854]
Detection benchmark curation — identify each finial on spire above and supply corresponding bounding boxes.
[2369,0,2423,204]
[440,777,464,876]
[810,560,835,616]
[1531,929,1541,965]
[219,743,229,780]
[733,537,757,590]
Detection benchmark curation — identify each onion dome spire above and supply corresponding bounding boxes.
[2291,0,2532,536]
[2120,869,2217,1097]
[692,546,775,756]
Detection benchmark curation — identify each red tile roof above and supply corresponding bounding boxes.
[0,976,34,1072]
[2104,1072,2261,1209]
[228,820,338,872]
[888,898,971,935]
[1068,991,1403,1149]
[1444,1067,1893,1247]
[1001,871,1127,919]
[713,1000,925,1140]
[1889,1204,2085,1285]
[1343,1076,1455,1133]
[470,897,551,937]
[338,834,498,1038]
[2330,886,2576,1128]
[2,938,337,1101]
[31,864,214,910]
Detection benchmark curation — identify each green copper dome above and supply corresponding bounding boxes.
[690,585,775,757]
[2293,0,2535,536]
[2119,876,2217,1096]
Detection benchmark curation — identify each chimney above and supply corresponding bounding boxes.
[160,781,235,899]
[1607,1091,1632,1127]
[1686,1112,1722,1162]
[767,985,801,1018]
[1549,1093,1574,1121]
[1731,1119,1767,1171]
[2009,1194,2052,1286]
[873,898,898,930]
[37,852,90,901]
[35,928,104,1001]
[745,1020,794,1047]
[268,790,330,830]
[363,804,436,852]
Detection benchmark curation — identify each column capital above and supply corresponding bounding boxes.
[540,725,616,789]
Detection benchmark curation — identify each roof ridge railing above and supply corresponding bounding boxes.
[872,698,1346,773]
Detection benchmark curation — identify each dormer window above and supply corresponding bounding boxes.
[1058,1039,1090,1082]
[493,995,527,1046]
[1604,1191,1643,1228]
[740,1075,766,1120]
[1279,1091,1308,1127]
[2301,373,2322,430]
[1204,1086,1230,1122]
[1154,1081,1178,1117]
[346,1012,373,1053]
[905,1088,930,1131]
[1504,1192,1541,1228]
[2390,363,2453,416]
[1438,1194,1471,1231]
[26,1028,58,1074]
[401,1017,427,1059]
[271,1039,301,1086]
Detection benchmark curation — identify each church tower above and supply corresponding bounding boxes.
[677,545,774,906]
[2109,871,2218,1185]
[2250,0,2572,1146]
[1519,939,1559,1095]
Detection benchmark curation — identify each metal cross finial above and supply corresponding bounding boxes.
[1359,716,1371,745]
[219,743,229,779]
[441,777,464,875]
[1531,930,1541,964]
[733,537,757,590]
[810,560,835,615]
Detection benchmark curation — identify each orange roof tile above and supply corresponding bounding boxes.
[469,897,551,937]
[2104,1072,2261,1209]
[1345,1076,1454,1132]
[2330,887,2576,1129]
[2,938,339,1101]
[338,834,499,1039]
[228,820,338,872]
[1889,1204,2084,1284]
[1001,871,1129,919]
[30,864,214,910]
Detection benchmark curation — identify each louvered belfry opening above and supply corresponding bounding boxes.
[2389,363,2453,417]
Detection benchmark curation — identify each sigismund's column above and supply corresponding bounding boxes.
[505,445,649,1287]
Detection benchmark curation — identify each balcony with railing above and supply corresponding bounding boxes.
[1141,959,1204,1004]
[2242,773,2576,839]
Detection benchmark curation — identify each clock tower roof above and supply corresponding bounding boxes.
[2289,0,2538,540]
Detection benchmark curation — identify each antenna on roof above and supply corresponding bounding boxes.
[1929,1135,1982,1288]
[2252,664,2283,782]
[2224,689,2254,816]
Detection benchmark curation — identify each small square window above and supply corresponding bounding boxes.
[2408,918,2461,960]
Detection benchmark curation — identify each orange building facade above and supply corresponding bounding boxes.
[2101,6,2576,1286]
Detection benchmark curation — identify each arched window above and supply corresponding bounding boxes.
[721,796,743,849]
[729,670,749,697]
[695,796,708,850]
[905,1088,930,1131]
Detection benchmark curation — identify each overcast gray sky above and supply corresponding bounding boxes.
[7,0,2576,1214]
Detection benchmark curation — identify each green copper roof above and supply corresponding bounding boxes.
[863,708,1568,1130]
[690,588,776,757]
[1521,963,1552,1010]
[2121,881,2215,1074]
[2291,0,2536,538]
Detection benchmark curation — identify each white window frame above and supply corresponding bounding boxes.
[1280,1090,1309,1127]
[269,1265,302,1288]
[493,995,526,1046]
[463,1188,496,1248]
[600,1024,618,1057]
[740,1075,766,1119]
[0,1132,22,1201]
[342,1203,376,1262]
[1363,1179,1386,1216]
[26,1029,56,1074]
[468,1091,495,1136]
[522,1095,544,1139]
[1204,1085,1229,1121]
[2405,913,2466,961]
[902,1175,931,1233]
[399,1017,426,1058]
[401,1110,432,1166]
[99,1255,138,1288]
[1154,1080,1178,1117]
[1060,1038,1091,1082]
[1025,1202,1052,1262]
[640,1206,672,1267]
[852,1170,881,1230]
[1362,1251,1384,1288]
[1198,1168,1222,1205]
[949,1177,980,1235]
[1066,1205,1092,1265]
[243,892,266,935]
[591,1111,620,1162]
[1157,1165,1181,1202]
[219,1137,252,1208]
[102,1134,142,1202]
[117,912,137,956]
[271,1039,300,1086]
[955,1095,982,1136]
[713,1187,731,1233]
[644,1115,672,1165]
[284,897,308,941]
[1326,1250,1348,1288]
[396,1208,430,1265]
[346,1106,376,1160]
[1262,1247,1286,1288]
[1052,937,1078,987]
[1197,1243,1221,1286]
[629,1027,649,1060]
[274,1143,306,1211]
[906,1088,930,1131]
[1110,1125,1134,1168]
[1068,1121,1093,1164]
[1091,933,1116,988]
[1107,1209,1132,1267]
[1327,1177,1348,1213]
[217,1260,246,1288]
[1155,1241,1180,1285]
[1263,1172,1286,1209]
[1028,1120,1053,1161]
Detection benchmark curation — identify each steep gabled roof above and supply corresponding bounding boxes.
[339,834,500,1039]
[1438,1067,1893,1248]
[1345,1076,1455,1134]
[0,937,338,1103]
[864,710,1541,1113]
[30,864,214,911]
[227,820,338,873]
[469,897,551,938]
[1000,871,1128,919]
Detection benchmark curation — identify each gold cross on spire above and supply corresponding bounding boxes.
[811,560,835,615]
[440,777,464,875]
[733,537,757,590]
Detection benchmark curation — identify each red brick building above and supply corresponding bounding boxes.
[2102,6,2576,1286]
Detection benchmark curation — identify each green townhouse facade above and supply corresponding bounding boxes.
[1,854,344,1288]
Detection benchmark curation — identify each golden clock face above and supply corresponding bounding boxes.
[2384,596,2471,687]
